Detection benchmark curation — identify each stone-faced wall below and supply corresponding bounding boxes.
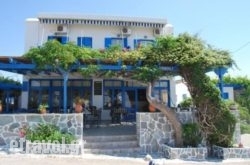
[136,112,175,153]
[0,114,83,146]
[213,145,250,159]
[162,144,207,160]
[176,111,196,124]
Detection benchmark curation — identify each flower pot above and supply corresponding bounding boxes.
[75,104,83,113]
[0,104,2,113]
[149,104,156,112]
[40,109,47,114]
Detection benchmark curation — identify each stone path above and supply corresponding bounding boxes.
[0,154,250,165]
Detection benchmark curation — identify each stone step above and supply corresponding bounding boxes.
[83,147,141,155]
[83,135,137,143]
[84,140,138,149]
[83,134,140,155]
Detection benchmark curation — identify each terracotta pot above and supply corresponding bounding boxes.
[40,109,46,114]
[75,104,83,113]
[149,104,156,112]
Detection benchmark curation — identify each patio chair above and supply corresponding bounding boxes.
[84,107,102,128]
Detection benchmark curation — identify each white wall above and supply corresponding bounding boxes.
[25,20,169,52]
[175,82,235,105]
[25,18,40,53]
[224,86,234,101]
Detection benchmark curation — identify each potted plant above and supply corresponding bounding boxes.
[74,97,84,113]
[179,98,193,111]
[38,103,48,114]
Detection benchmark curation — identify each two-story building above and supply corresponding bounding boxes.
[1,13,176,121]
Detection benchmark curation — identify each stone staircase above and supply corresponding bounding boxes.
[83,134,141,155]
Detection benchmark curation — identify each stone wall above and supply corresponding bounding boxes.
[0,114,83,146]
[136,112,175,153]
[213,145,250,159]
[162,144,207,160]
[175,111,196,124]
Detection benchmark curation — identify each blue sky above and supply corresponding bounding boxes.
[0,0,250,77]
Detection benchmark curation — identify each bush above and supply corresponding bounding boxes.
[179,98,193,109]
[182,123,202,147]
[207,109,236,147]
[241,123,250,134]
[25,123,76,144]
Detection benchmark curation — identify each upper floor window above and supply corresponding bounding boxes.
[77,37,92,48]
[104,37,128,49]
[48,36,68,44]
[134,39,154,49]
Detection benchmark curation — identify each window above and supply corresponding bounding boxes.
[94,81,102,95]
[153,80,170,107]
[134,39,154,49]
[48,36,68,44]
[77,37,92,48]
[104,37,128,48]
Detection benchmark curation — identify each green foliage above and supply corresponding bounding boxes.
[25,123,76,144]
[132,65,164,83]
[0,76,21,85]
[207,109,236,147]
[37,103,48,113]
[79,65,99,77]
[179,98,193,108]
[182,123,202,147]
[240,123,250,134]
[239,106,250,124]
[217,75,250,134]
[23,33,236,147]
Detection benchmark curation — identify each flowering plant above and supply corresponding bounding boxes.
[38,103,48,113]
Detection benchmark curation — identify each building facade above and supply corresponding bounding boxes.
[2,13,176,121]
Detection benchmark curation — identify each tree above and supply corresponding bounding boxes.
[24,33,236,147]
[142,33,236,147]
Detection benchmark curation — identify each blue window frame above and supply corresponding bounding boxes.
[134,39,154,49]
[223,92,229,99]
[48,36,68,44]
[77,37,92,48]
[153,80,170,107]
[28,79,92,113]
[104,37,128,49]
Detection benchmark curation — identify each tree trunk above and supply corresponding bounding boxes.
[146,82,183,147]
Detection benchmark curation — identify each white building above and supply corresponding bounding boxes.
[25,13,173,51]
[8,13,176,119]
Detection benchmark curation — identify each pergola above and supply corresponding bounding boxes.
[0,56,178,113]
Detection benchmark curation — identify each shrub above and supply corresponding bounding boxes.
[241,123,250,134]
[182,123,202,147]
[207,109,236,147]
[25,123,76,144]
[179,98,193,109]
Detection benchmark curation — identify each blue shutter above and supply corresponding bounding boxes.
[134,39,138,49]
[77,37,82,46]
[48,36,55,41]
[123,38,128,48]
[104,38,111,48]
[83,37,92,48]
[61,36,68,44]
